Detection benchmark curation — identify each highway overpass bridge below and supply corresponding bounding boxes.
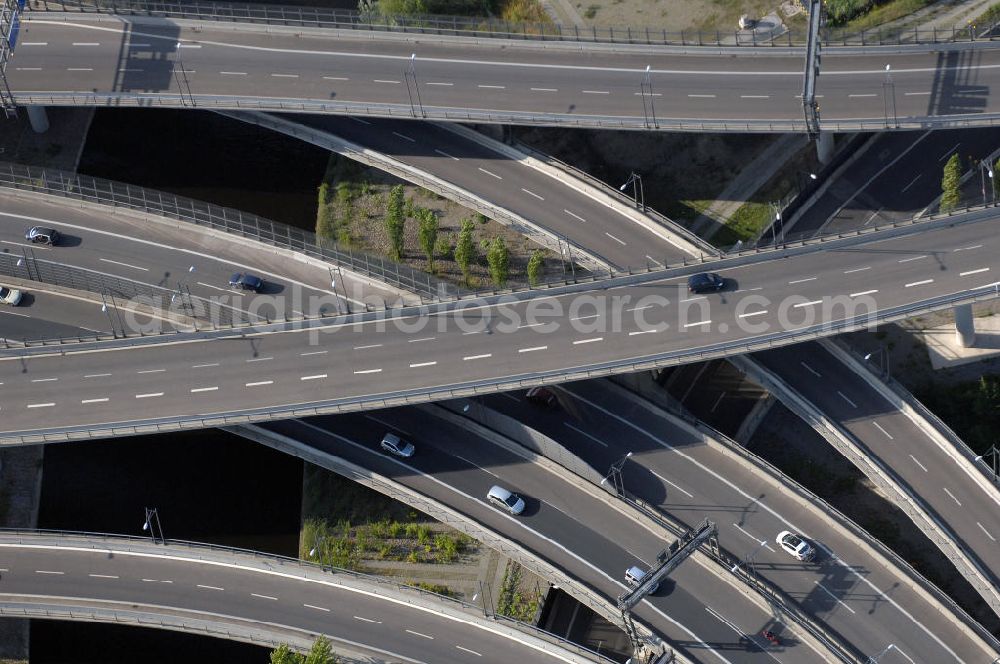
[6,4,1000,131]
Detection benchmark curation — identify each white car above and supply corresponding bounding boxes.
[487,485,525,515]
[776,530,815,561]
[380,432,415,458]
[0,285,22,306]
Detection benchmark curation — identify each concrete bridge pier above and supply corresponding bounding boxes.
[955,303,977,347]
[26,105,49,133]
[816,130,834,164]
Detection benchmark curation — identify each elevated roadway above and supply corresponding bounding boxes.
[0,531,608,663]
[1,207,998,442]
[10,11,1000,131]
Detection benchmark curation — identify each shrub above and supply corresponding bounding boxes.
[527,249,545,286]
[417,207,439,270]
[486,236,510,287]
[940,153,962,212]
[385,184,406,260]
[455,218,476,285]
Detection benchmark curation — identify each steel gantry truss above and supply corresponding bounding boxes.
[0,0,20,117]
[802,0,823,138]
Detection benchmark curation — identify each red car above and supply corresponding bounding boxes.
[525,387,558,409]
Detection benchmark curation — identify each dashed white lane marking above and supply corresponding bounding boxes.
[35,570,64,575]
[814,581,857,614]
[456,646,482,656]
[26,403,54,409]
[434,149,459,160]
[353,615,381,623]
[960,268,990,276]
[582,89,609,94]
[628,328,659,336]
[72,42,100,46]
[872,422,894,439]
[191,386,218,393]
[392,131,415,142]
[573,337,603,345]
[67,68,93,71]
[301,350,328,356]
[191,363,219,368]
[177,43,202,48]
[850,289,878,297]
[517,322,547,329]
[409,361,437,368]
[15,67,41,71]
[530,87,557,92]
[136,369,165,374]
[323,76,349,81]
[793,300,823,308]
[898,255,927,263]
[518,346,547,353]
[354,344,382,350]
[349,116,370,124]
[571,313,600,320]
[681,295,706,302]
[128,42,151,47]
[788,276,816,284]
[21,42,47,45]
[198,584,224,591]
[943,487,962,506]
[246,380,273,387]
[904,91,931,96]
[563,422,608,447]
[373,79,400,84]
[99,258,149,271]
[31,378,58,383]
[304,603,329,611]
[251,593,277,600]
[905,279,934,287]
[704,607,750,645]
[354,368,382,374]
[738,310,768,318]
[142,578,172,583]
[463,354,492,360]
[651,470,694,498]
[478,167,502,179]
[848,93,877,98]
[135,392,164,399]
[521,188,544,200]
[939,142,961,161]
[837,391,857,408]
[478,84,505,89]
[81,398,109,404]
[564,209,587,223]
[688,94,716,98]
[627,305,653,312]
[683,319,711,328]
[731,523,774,550]
[89,574,118,579]
[301,374,328,381]
[196,281,229,292]
[800,362,821,377]
[909,454,929,472]
[425,81,453,86]
[978,522,997,541]
[604,232,626,245]
[954,244,983,252]
[740,95,770,99]
[844,266,871,274]
[220,71,247,75]
[408,337,435,343]
[270,73,299,78]
[405,629,434,639]
[900,175,921,193]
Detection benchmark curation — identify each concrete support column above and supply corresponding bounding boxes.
[25,105,49,134]
[955,303,977,348]
[815,130,834,165]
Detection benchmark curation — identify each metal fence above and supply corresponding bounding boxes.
[0,528,619,663]
[23,0,1000,47]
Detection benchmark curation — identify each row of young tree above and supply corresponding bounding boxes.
[270,637,338,664]
[940,153,1000,213]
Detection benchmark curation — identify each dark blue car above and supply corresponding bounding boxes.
[228,272,264,293]
[687,272,725,294]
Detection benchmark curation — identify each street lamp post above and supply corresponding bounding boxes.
[404,53,424,118]
[142,507,164,545]
[619,172,645,211]
[640,65,657,129]
[600,451,633,497]
[981,160,995,205]
[863,345,890,380]
[867,644,897,663]
[730,538,769,576]
[974,444,1000,483]
[882,64,897,128]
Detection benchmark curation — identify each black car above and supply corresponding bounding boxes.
[687,272,725,294]
[25,226,59,245]
[525,387,558,409]
[228,272,264,293]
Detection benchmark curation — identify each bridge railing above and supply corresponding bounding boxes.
[0,528,618,663]
[24,0,1000,47]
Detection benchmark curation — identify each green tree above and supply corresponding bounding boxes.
[993,158,1000,200]
[304,636,337,664]
[270,644,303,664]
[417,208,439,270]
[940,153,962,212]
[316,182,336,244]
[454,218,476,285]
[526,249,545,286]
[486,236,509,287]
[385,184,406,261]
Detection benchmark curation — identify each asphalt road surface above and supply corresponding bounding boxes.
[11,14,1000,129]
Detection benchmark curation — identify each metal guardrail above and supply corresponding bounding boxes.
[23,0,1000,47]
[0,528,619,663]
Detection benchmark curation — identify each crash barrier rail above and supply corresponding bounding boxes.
[0,161,452,300]
[23,0,1000,47]
[226,425,669,661]
[666,400,1000,654]
[18,92,1000,135]
[0,528,619,663]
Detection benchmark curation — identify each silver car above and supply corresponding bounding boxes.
[0,285,22,306]
[487,485,525,515]
[380,432,415,458]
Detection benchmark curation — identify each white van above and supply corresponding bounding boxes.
[625,565,659,594]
